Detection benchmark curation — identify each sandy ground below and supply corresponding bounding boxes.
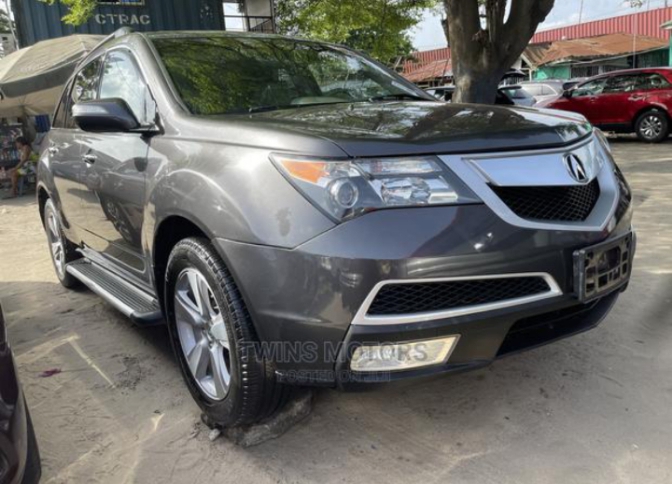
[1,137,671,484]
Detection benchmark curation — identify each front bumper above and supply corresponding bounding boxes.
[215,201,634,388]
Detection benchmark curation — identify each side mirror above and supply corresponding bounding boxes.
[562,90,572,99]
[72,98,141,133]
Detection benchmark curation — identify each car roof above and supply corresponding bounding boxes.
[144,30,295,41]
[520,80,564,86]
[603,67,672,76]
[580,67,672,84]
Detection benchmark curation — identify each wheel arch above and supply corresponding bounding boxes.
[37,183,50,227]
[152,213,211,312]
[632,104,671,129]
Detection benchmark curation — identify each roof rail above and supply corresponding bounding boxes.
[88,27,134,54]
[114,27,134,38]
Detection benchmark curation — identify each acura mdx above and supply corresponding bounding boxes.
[38,29,635,426]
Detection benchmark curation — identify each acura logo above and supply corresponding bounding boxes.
[564,153,589,183]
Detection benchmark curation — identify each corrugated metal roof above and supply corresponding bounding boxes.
[403,58,452,83]
[537,33,668,66]
[532,6,672,43]
[523,43,551,67]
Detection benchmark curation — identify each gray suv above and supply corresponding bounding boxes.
[38,29,635,426]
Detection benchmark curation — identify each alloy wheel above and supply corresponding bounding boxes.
[174,268,231,401]
[46,209,65,279]
[640,115,663,140]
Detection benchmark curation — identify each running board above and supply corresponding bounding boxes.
[66,259,163,326]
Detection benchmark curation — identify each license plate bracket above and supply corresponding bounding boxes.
[574,232,635,302]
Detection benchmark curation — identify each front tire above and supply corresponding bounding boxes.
[165,237,287,427]
[43,199,80,288]
[635,110,669,143]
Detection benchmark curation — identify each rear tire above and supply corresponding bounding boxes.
[164,237,288,427]
[43,199,81,288]
[635,110,669,143]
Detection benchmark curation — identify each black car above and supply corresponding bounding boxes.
[38,29,635,427]
[0,304,41,484]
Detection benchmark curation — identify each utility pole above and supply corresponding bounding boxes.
[578,0,584,24]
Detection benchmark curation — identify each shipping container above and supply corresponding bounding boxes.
[11,0,274,47]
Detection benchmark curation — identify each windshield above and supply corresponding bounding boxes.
[151,35,428,115]
[501,87,533,100]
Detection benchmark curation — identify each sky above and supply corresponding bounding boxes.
[411,0,672,50]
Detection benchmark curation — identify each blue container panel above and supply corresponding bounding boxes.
[14,0,225,46]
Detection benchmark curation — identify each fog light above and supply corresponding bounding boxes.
[350,336,459,372]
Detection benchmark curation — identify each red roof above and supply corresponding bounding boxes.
[404,59,452,82]
[532,6,672,43]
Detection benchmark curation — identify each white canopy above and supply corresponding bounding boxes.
[0,35,104,117]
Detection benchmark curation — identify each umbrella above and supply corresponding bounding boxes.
[0,34,104,117]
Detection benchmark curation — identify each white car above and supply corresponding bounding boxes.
[519,81,566,104]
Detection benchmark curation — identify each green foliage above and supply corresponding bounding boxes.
[276,0,439,62]
[39,0,97,26]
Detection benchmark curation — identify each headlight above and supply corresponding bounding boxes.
[595,128,612,153]
[271,154,480,221]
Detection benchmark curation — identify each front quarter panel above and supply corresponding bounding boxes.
[145,138,335,250]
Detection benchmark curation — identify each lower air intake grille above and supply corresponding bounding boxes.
[367,277,552,316]
[491,179,600,222]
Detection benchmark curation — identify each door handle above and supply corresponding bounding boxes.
[83,154,97,164]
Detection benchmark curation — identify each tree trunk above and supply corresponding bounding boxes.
[453,73,502,104]
[443,0,555,104]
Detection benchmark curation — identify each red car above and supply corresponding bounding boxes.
[540,68,672,143]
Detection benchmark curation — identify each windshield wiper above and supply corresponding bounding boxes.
[247,101,352,113]
[368,93,432,102]
[247,105,289,113]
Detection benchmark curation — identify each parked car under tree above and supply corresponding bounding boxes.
[540,68,672,143]
[38,29,635,427]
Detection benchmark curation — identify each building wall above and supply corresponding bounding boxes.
[13,0,226,47]
[534,49,669,80]
[637,48,669,68]
[534,65,571,80]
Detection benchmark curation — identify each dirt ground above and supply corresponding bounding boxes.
[1,137,671,484]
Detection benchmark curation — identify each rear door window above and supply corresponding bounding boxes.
[636,73,671,91]
[52,81,73,129]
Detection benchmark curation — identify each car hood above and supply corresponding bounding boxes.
[236,101,592,157]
